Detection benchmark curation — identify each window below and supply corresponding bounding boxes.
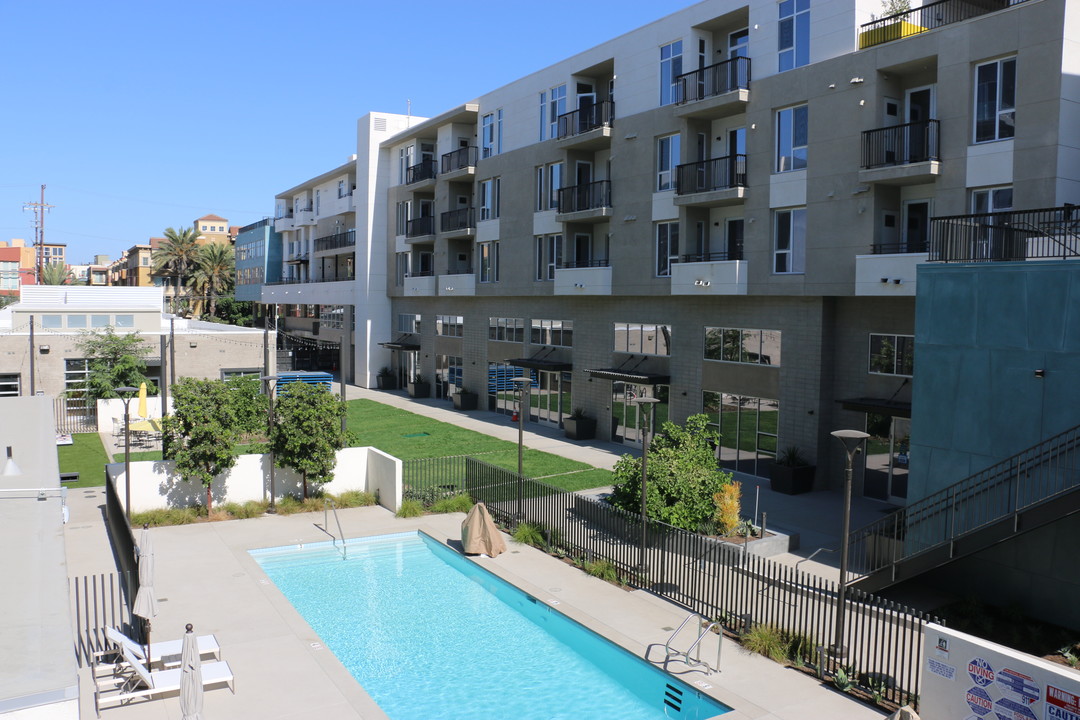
[320,306,344,329]
[221,368,261,379]
[42,315,62,329]
[774,208,806,273]
[395,253,409,286]
[655,222,679,277]
[435,315,464,337]
[660,40,683,105]
[535,166,545,211]
[479,178,501,220]
[67,314,86,329]
[397,313,421,334]
[478,241,499,283]
[531,319,573,347]
[481,110,503,158]
[338,180,347,198]
[974,57,1015,143]
[0,373,19,397]
[656,134,681,191]
[779,0,810,72]
[972,186,1012,214]
[869,334,914,376]
[535,162,563,210]
[729,29,749,58]
[614,322,671,355]
[538,91,547,141]
[114,315,134,328]
[547,234,562,280]
[705,328,781,365]
[704,391,779,478]
[399,145,414,184]
[776,105,808,172]
[489,317,524,342]
[64,358,91,418]
[395,201,410,236]
[549,84,566,137]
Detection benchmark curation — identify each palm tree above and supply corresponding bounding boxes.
[39,261,73,285]
[188,242,235,318]
[153,226,202,307]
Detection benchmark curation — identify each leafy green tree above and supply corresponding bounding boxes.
[223,376,267,439]
[153,227,202,306]
[609,414,733,531]
[269,383,349,499]
[187,242,234,318]
[76,328,157,403]
[163,378,238,511]
[212,296,253,326]
[39,261,73,285]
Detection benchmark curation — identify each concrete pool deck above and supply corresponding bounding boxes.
[66,489,885,719]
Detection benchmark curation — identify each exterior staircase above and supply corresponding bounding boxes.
[847,424,1080,593]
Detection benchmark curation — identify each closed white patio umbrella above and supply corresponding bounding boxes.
[132,524,158,661]
[179,623,204,720]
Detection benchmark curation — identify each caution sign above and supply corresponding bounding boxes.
[1047,686,1080,720]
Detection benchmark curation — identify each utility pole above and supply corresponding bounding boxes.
[28,315,35,396]
[169,317,176,386]
[22,185,54,281]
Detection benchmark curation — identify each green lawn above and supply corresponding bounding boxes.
[57,433,111,488]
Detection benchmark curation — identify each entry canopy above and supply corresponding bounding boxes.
[585,368,671,385]
[838,397,911,418]
[508,358,572,371]
[379,335,421,351]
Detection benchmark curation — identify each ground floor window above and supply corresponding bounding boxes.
[221,368,261,379]
[487,362,532,415]
[703,391,778,478]
[863,413,910,502]
[529,370,571,428]
[435,355,463,400]
[64,359,92,418]
[0,373,19,396]
[612,384,669,447]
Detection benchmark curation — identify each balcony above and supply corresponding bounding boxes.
[858,0,1029,48]
[406,159,437,187]
[440,208,476,239]
[855,250,927,296]
[670,251,748,295]
[554,101,614,150]
[274,212,295,233]
[295,204,315,226]
[404,272,437,297]
[405,216,436,242]
[313,229,356,253]
[674,156,747,207]
[674,57,750,119]
[440,146,478,180]
[929,205,1080,263]
[860,120,940,185]
[554,262,612,295]
[556,181,612,224]
[438,273,476,297]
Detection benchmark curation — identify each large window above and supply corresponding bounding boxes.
[656,134,681,191]
[774,208,806,274]
[489,317,524,342]
[435,315,464,337]
[535,162,563,211]
[479,178,501,220]
[64,358,92,418]
[660,40,683,106]
[0,373,19,397]
[778,0,810,72]
[776,105,808,172]
[481,109,503,158]
[478,241,499,283]
[549,84,567,138]
[614,322,671,356]
[705,328,782,365]
[869,333,914,376]
[704,391,779,478]
[655,222,679,277]
[320,305,344,329]
[972,186,1012,215]
[535,234,563,280]
[397,313,421,334]
[974,57,1015,143]
[531,319,573,347]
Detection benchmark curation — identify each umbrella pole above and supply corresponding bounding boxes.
[145,619,151,669]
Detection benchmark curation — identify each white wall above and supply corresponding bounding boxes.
[366,447,402,512]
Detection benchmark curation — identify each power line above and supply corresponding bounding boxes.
[21,184,54,281]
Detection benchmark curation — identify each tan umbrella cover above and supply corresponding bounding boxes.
[885,706,921,720]
[132,525,158,660]
[461,502,507,557]
[179,623,204,720]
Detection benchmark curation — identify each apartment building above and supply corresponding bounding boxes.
[0,239,37,296]
[235,218,282,302]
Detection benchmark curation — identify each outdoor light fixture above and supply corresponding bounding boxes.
[115,386,139,522]
[830,428,870,658]
[893,278,903,285]
[633,397,661,573]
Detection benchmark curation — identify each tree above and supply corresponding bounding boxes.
[269,383,349,499]
[609,414,733,531]
[188,242,234,318]
[76,328,157,403]
[223,376,267,440]
[163,378,238,512]
[211,296,253,327]
[153,227,202,307]
[39,261,73,285]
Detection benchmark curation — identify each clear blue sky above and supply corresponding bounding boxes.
[0,0,695,264]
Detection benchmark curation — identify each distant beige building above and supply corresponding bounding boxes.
[194,214,231,245]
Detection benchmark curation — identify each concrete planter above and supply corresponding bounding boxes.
[564,416,597,441]
[770,464,816,495]
[376,375,397,390]
[453,392,478,411]
[408,381,430,398]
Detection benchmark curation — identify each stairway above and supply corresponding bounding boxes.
[847,424,1080,593]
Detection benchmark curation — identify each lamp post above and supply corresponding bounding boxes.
[510,376,532,520]
[261,375,278,514]
[633,396,661,573]
[115,386,139,523]
[830,428,870,657]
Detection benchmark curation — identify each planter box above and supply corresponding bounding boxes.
[408,382,430,399]
[770,464,816,495]
[376,376,397,390]
[453,392,478,411]
[564,417,597,441]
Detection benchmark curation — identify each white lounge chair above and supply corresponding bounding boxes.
[94,646,233,715]
[98,626,221,668]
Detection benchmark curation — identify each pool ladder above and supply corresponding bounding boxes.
[664,612,721,674]
[321,498,347,560]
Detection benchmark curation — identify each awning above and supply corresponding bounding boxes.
[508,358,572,371]
[838,397,911,418]
[586,368,671,385]
[379,336,420,351]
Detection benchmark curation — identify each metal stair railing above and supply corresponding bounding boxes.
[663,612,722,674]
[848,424,1080,581]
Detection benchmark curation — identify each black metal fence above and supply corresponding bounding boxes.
[676,155,748,195]
[677,57,751,104]
[557,181,612,214]
[858,0,1028,48]
[71,572,136,667]
[406,159,437,184]
[313,229,356,252]
[930,205,1080,262]
[404,456,935,707]
[441,207,476,233]
[862,120,940,169]
[441,146,478,174]
[556,100,615,140]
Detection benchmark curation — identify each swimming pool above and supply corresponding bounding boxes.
[252,531,730,720]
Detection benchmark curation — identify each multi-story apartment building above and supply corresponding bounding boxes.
[0,239,38,296]
[235,218,282,303]
[38,241,66,270]
[194,214,231,245]
[111,244,154,287]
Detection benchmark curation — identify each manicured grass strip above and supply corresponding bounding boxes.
[478,449,592,478]
[56,433,111,488]
[535,468,614,492]
[346,399,517,459]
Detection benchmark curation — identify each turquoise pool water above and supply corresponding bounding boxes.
[252,531,730,720]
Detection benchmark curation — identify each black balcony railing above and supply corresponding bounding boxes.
[677,56,751,104]
[862,119,940,169]
[871,241,928,254]
[311,274,354,283]
[441,146,478,174]
[409,269,434,277]
[240,218,272,232]
[406,216,436,238]
[406,159,437,184]
[556,101,615,140]
[296,203,313,213]
[440,207,476,233]
[859,0,1028,48]
[558,259,610,269]
[675,155,748,195]
[678,248,743,263]
[313,229,356,252]
[557,181,612,214]
[930,205,1080,262]
[275,211,294,219]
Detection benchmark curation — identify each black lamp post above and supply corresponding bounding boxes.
[114,386,139,522]
[633,396,660,573]
[830,428,869,657]
[510,376,532,520]
[261,375,279,514]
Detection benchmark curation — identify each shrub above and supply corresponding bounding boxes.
[429,494,473,514]
[132,507,202,526]
[742,624,788,663]
[512,522,545,547]
[335,490,377,508]
[275,495,305,515]
[584,559,620,583]
[787,633,816,667]
[714,481,741,536]
[833,665,856,693]
[395,499,424,518]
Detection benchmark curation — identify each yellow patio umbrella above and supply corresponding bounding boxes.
[137,382,148,419]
